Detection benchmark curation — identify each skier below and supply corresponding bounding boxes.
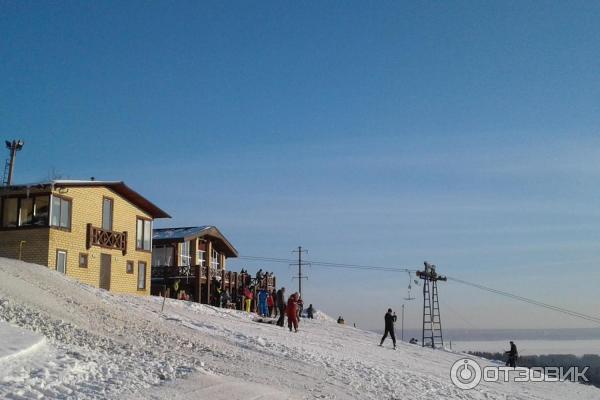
[379,308,397,349]
[287,292,299,332]
[267,291,274,317]
[220,290,230,308]
[297,296,304,318]
[271,289,278,317]
[243,286,253,313]
[258,288,269,317]
[276,287,286,327]
[306,304,314,319]
[505,341,518,367]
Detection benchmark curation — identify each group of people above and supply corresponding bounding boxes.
[272,287,315,332]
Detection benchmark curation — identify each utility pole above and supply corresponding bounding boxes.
[291,246,309,297]
[416,261,446,349]
[4,139,25,186]
[401,304,405,342]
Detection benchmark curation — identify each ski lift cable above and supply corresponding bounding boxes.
[237,255,600,325]
[446,276,600,325]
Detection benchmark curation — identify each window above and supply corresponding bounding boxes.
[2,198,18,227]
[102,197,113,231]
[33,196,50,226]
[136,217,152,251]
[51,196,71,229]
[126,260,134,274]
[210,248,220,269]
[179,241,191,266]
[197,250,206,267]
[19,198,34,226]
[56,250,67,274]
[1,195,51,228]
[79,253,88,268]
[152,245,174,266]
[137,262,146,290]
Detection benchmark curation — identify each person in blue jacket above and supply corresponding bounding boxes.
[258,288,269,317]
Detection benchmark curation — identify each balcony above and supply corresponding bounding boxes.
[86,223,127,255]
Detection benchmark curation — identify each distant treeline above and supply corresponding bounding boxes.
[468,352,600,389]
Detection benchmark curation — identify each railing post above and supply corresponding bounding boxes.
[122,231,127,256]
[86,223,92,250]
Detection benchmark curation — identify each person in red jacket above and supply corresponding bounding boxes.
[286,293,299,332]
[243,287,253,313]
[267,292,274,317]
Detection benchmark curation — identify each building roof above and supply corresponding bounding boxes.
[3,180,171,219]
[153,226,238,257]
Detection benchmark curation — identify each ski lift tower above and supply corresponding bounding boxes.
[416,261,446,349]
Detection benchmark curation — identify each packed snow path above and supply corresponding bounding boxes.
[0,258,598,399]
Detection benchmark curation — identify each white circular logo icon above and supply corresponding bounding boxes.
[450,358,482,390]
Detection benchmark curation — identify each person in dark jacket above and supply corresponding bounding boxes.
[505,341,518,367]
[276,287,286,327]
[379,308,397,349]
[306,304,314,319]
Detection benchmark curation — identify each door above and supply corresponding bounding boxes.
[56,250,67,274]
[100,253,111,290]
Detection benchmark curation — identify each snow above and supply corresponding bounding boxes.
[0,321,45,361]
[0,257,599,399]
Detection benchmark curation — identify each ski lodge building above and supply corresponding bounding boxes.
[151,226,276,306]
[0,180,170,295]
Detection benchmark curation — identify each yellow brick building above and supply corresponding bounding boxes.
[0,180,170,294]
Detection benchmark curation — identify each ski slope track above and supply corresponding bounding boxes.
[0,257,597,399]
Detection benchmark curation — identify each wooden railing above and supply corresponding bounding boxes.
[86,223,127,255]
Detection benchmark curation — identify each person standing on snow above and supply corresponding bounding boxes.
[271,289,278,317]
[267,291,274,317]
[276,287,286,327]
[258,288,269,317]
[505,341,518,367]
[297,296,304,318]
[243,286,253,313]
[306,304,314,319]
[379,308,397,349]
[287,292,299,332]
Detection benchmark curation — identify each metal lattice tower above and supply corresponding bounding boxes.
[417,261,446,349]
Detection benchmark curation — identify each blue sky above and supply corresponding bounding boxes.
[2,1,600,330]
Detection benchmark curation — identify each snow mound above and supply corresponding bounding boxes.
[0,257,598,400]
[0,320,46,361]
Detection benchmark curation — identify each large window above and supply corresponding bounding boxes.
[51,196,71,229]
[179,241,191,266]
[152,245,174,266]
[102,197,113,231]
[137,262,147,290]
[2,198,18,227]
[136,218,152,251]
[1,196,51,228]
[33,196,49,226]
[20,198,34,226]
[210,248,220,269]
[197,250,206,267]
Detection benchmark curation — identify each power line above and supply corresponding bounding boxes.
[446,276,600,325]
[237,254,600,326]
[238,255,416,273]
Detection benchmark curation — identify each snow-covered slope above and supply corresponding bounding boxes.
[0,258,598,399]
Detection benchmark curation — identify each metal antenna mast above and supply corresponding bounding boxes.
[291,246,309,297]
[3,139,24,186]
[417,261,446,349]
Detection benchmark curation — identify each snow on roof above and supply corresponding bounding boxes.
[152,226,213,240]
[153,226,238,257]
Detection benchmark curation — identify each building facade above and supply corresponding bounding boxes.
[0,180,170,294]
[151,226,240,304]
